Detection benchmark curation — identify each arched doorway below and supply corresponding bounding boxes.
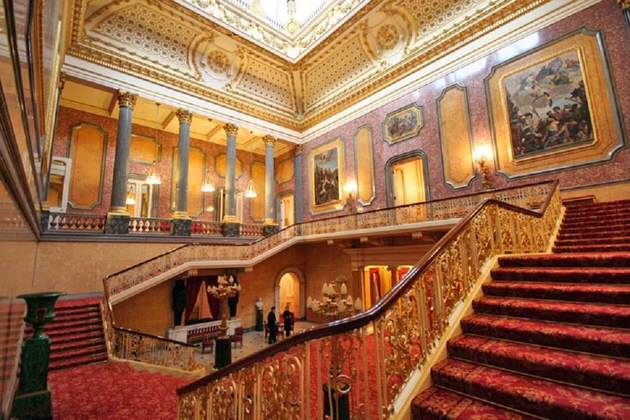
[275,268,305,318]
[385,150,430,207]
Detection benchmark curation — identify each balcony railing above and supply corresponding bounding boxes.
[128,217,171,234]
[174,180,562,419]
[102,181,554,301]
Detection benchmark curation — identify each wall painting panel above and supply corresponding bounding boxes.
[309,138,345,214]
[68,123,107,209]
[171,147,206,217]
[353,125,376,205]
[250,161,266,222]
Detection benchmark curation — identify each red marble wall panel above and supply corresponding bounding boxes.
[301,0,630,221]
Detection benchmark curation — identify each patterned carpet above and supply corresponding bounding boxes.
[412,199,630,419]
[49,362,189,419]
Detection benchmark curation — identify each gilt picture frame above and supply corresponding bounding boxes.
[308,137,345,214]
[382,104,424,144]
[486,29,624,178]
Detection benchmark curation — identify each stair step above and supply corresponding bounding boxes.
[555,236,630,246]
[483,281,630,304]
[553,244,630,253]
[49,344,107,362]
[448,335,630,395]
[411,386,537,420]
[473,296,630,328]
[42,318,102,332]
[48,329,104,345]
[564,199,630,213]
[560,225,630,237]
[45,324,103,339]
[498,253,630,268]
[51,337,105,353]
[559,229,630,240]
[51,311,101,324]
[431,358,630,419]
[49,353,108,371]
[491,267,630,283]
[461,314,630,358]
[54,305,100,316]
[560,221,630,232]
[563,212,630,224]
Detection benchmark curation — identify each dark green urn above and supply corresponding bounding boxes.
[12,292,63,420]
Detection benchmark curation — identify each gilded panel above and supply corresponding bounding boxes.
[171,147,206,216]
[353,126,375,206]
[235,56,295,111]
[437,85,475,189]
[250,161,266,222]
[214,154,243,179]
[486,29,624,178]
[275,158,294,184]
[308,138,345,214]
[68,123,107,209]
[130,134,159,165]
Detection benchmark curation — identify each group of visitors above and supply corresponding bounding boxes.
[267,304,294,344]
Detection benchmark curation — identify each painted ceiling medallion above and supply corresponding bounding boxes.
[376,24,400,50]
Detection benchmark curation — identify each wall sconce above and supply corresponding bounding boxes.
[344,180,358,213]
[472,144,494,190]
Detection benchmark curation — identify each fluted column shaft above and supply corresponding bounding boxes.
[294,145,304,223]
[109,92,137,214]
[174,109,192,218]
[263,135,276,225]
[223,123,239,221]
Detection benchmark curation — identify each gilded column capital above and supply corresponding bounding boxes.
[295,144,304,156]
[617,0,629,10]
[176,109,193,125]
[223,123,239,137]
[117,91,138,109]
[263,135,276,147]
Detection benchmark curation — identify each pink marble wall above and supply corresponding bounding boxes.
[301,0,630,221]
[53,107,294,223]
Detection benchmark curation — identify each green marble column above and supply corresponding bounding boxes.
[171,109,193,236]
[263,135,278,235]
[222,123,240,237]
[12,292,63,420]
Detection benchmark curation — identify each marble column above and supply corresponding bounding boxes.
[105,91,137,234]
[171,109,193,236]
[262,135,278,235]
[222,123,240,237]
[293,145,304,224]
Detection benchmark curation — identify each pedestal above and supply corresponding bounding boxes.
[171,218,192,236]
[214,336,232,369]
[255,309,263,331]
[222,222,240,237]
[12,292,63,420]
[323,383,350,420]
[105,213,130,234]
[262,224,279,236]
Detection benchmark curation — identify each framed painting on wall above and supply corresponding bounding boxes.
[308,138,345,214]
[382,104,424,144]
[486,29,624,178]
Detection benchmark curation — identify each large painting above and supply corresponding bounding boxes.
[486,30,624,178]
[309,138,345,214]
[383,104,424,144]
[505,50,593,159]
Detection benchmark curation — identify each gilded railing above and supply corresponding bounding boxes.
[174,181,562,419]
[100,294,203,372]
[103,181,553,301]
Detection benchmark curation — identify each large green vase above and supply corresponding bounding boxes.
[12,292,63,420]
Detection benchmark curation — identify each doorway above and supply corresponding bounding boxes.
[126,180,154,217]
[278,193,294,228]
[385,151,429,207]
[275,269,305,318]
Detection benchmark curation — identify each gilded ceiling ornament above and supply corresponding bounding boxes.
[616,0,629,10]
[376,24,400,50]
[207,50,230,74]
[176,109,193,124]
[223,123,239,137]
[117,91,138,109]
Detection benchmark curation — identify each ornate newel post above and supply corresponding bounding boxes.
[222,123,240,237]
[106,91,137,234]
[293,145,304,226]
[172,109,193,236]
[263,135,279,235]
[12,292,63,419]
[307,279,362,420]
[207,275,241,369]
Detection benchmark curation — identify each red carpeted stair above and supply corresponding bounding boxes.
[412,199,630,419]
[26,295,108,370]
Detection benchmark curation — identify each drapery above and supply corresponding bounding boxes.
[184,278,202,323]
[205,276,221,320]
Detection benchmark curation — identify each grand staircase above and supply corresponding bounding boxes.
[412,199,630,419]
[27,296,108,370]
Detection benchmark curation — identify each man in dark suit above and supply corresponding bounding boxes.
[267,306,277,344]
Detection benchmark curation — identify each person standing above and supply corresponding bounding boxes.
[282,304,294,337]
[267,306,277,344]
[255,297,264,331]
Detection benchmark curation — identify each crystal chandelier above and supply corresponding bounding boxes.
[244,178,257,198]
[207,275,242,334]
[307,278,362,321]
[146,164,161,185]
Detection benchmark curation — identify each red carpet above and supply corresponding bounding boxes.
[25,296,108,370]
[412,199,630,419]
[49,362,189,419]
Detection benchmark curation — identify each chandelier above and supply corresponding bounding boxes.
[244,178,257,198]
[307,278,362,321]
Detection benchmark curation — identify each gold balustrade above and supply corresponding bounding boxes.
[174,180,562,419]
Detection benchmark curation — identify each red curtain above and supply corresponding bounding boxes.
[369,268,382,301]
[205,276,221,320]
[184,278,202,324]
[397,266,410,282]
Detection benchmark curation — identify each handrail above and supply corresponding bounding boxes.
[175,180,562,418]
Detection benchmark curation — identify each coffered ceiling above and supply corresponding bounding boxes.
[65,0,551,132]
